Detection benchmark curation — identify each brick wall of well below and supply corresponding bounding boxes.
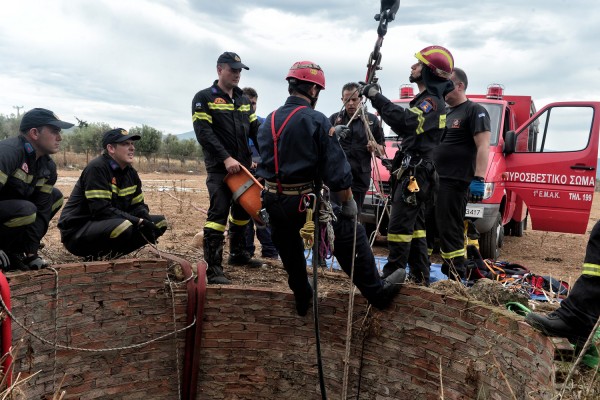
[197,284,555,400]
[5,259,188,400]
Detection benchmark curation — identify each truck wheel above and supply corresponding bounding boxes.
[479,212,503,260]
[504,211,528,237]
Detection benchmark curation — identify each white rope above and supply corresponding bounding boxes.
[341,215,359,399]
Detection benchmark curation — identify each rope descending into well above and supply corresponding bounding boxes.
[341,215,359,399]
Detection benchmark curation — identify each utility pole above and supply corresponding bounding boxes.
[13,105,24,117]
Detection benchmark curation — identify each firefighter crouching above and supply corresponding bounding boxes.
[58,129,167,259]
[256,61,405,316]
[361,45,455,285]
[0,108,73,271]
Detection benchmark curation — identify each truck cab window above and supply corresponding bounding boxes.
[516,106,593,153]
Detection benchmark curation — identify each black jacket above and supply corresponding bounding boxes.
[256,96,352,192]
[329,110,384,191]
[0,135,58,237]
[58,154,150,237]
[192,81,259,173]
[371,90,446,160]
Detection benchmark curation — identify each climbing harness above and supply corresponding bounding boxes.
[270,105,307,193]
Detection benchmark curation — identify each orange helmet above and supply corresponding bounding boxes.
[415,45,454,79]
[286,61,326,90]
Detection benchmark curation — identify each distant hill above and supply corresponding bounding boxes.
[176,131,196,141]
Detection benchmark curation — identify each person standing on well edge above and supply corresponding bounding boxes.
[430,67,491,280]
[192,52,262,284]
[329,82,385,215]
[256,61,404,316]
[361,45,455,285]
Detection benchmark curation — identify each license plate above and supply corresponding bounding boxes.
[465,204,484,219]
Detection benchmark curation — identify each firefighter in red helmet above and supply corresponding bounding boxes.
[361,45,455,285]
[256,61,405,316]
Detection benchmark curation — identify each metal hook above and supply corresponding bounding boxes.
[298,193,317,212]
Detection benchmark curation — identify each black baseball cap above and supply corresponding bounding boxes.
[217,51,249,70]
[102,128,141,149]
[20,108,75,131]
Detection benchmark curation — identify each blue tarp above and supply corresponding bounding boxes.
[303,250,447,283]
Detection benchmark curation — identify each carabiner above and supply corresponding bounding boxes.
[298,193,317,213]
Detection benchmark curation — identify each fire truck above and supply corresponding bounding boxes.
[361,84,600,259]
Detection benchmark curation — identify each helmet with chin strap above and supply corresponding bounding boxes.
[286,61,326,90]
[415,45,454,80]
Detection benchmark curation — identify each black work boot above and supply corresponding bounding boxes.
[381,262,399,280]
[525,311,588,346]
[203,235,231,285]
[370,268,406,310]
[228,225,263,268]
[441,260,466,282]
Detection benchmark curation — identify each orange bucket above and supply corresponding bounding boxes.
[224,165,265,225]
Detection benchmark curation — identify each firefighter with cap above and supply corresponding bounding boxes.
[191,51,262,285]
[256,61,405,316]
[526,219,600,348]
[0,108,73,271]
[58,128,167,259]
[361,45,455,284]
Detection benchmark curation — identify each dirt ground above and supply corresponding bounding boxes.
[43,169,597,290]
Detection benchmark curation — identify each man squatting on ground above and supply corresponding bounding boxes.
[361,45,455,285]
[0,108,73,271]
[256,60,405,316]
[58,129,167,259]
[192,52,262,285]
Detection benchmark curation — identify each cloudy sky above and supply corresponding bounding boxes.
[0,0,597,135]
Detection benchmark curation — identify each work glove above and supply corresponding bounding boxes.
[340,197,358,219]
[469,177,485,202]
[359,82,381,99]
[138,219,160,243]
[334,124,351,140]
[0,250,9,270]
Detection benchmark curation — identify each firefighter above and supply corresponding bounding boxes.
[526,220,600,346]
[361,45,455,284]
[191,52,262,285]
[58,129,167,259]
[0,108,73,271]
[329,82,385,215]
[256,61,405,316]
[242,87,279,260]
[427,67,491,280]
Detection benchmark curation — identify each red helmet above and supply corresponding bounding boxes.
[414,45,454,79]
[286,61,326,90]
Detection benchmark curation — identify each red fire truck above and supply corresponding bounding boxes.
[361,84,600,259]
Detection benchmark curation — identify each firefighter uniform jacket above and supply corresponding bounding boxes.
[370,90,446,160]
[256,96,352,191]
[0,135,59,247]
[191,81,259,173]
[58,154,150,238]
[329,110,384,192]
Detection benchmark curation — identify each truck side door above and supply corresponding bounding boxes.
[504,102,600,234]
